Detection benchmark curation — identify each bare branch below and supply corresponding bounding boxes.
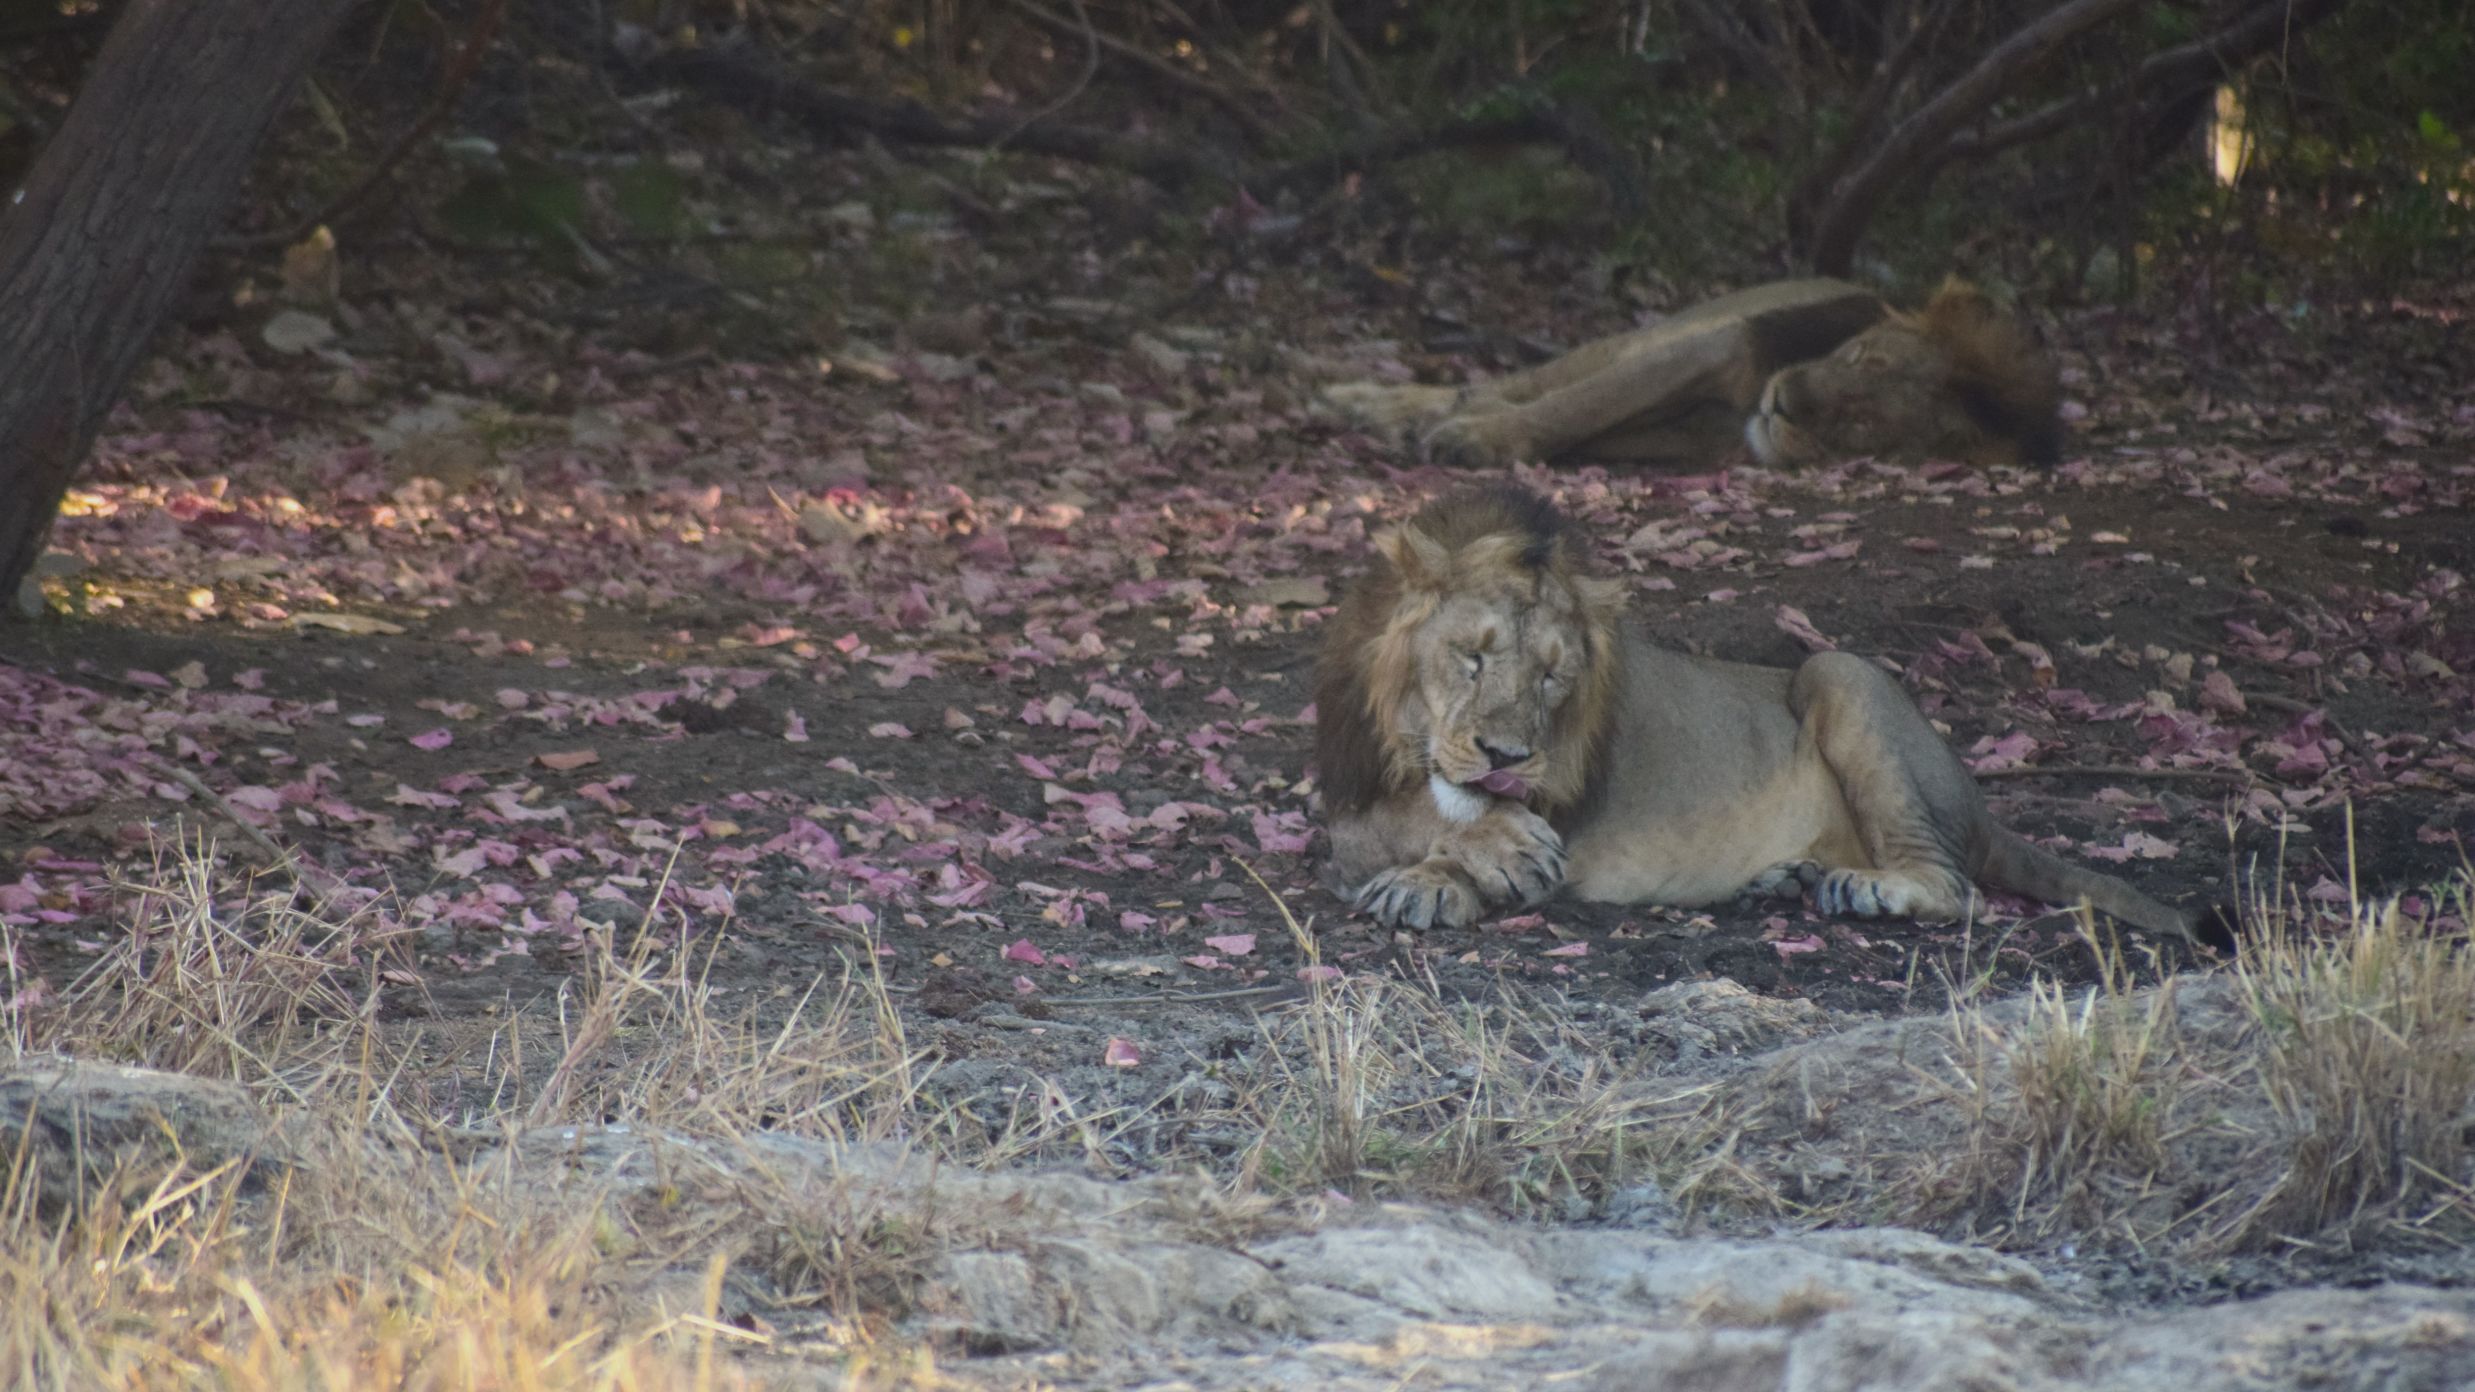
[1002,0,1287,145]
[1944,0,2350,163]
[1802,0,2147,274]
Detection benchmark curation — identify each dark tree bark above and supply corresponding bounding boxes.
[1794,0,2352,275]
[0,0,350,607]
[1799,0,2145,275]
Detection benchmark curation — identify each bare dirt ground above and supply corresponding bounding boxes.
[2,156,2472,1383]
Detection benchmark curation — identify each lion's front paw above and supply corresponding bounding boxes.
[1421,413,1530,469]
[1440,807,1567,907]
[1354,860,1484,931]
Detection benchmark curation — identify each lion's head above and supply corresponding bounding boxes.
[1314,486,1625,822]
[1745,279,2062,469]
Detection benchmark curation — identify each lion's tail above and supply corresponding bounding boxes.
[1322,381,1461,434]
[1979,829,2196,943]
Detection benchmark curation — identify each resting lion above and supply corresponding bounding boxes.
[1312,485,2195,943]
[1323,278,2063,470]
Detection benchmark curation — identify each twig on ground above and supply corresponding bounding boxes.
[2248,692,2372,764]
[159,763,353,904]
[1979,763,2254,787]
[1044,984,1307,1007]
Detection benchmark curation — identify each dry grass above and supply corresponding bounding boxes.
[1226,862,1753,1215]
[2214,861,2475,1251]
[1748,855,2475,1260]
[9,830,2471,1382]
[1909,934,2201,1239]
[0,838,960,1389]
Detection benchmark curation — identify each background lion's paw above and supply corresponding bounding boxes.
[1420,414,1529,469]
[1321,381,1457,433]
[1354,861,1484,931]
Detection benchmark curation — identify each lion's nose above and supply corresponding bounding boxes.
[1476,739,1530,770]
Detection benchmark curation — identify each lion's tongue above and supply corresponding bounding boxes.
[1473,769,1532,799]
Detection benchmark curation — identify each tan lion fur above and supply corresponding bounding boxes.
[1316,486,2196,943]
[1322,277,2062,471]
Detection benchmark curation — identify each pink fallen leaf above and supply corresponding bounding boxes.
[1774,605,1836,652]
[1969,730,2041,773]
[1542,941,1589,958]
[410,728,454,751]
[870,651,941,689]
[1771,934,1826,957]
[1296,964,1344,984]
[1014,975,1039,996]
[222,786,284,813]
[2084,831,2181,863]
[535,749,600,771]
[1783,540,1859,567]
[1001,938,1047,965]
[1103,1037,1142,1067]
[868,722,915,739]
[1202,932,1256,956]
[784,712,810,742]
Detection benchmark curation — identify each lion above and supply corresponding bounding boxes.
[1313,485,2197,943]
[1322,278,2063,471]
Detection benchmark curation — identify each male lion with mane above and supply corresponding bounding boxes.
[1314,485,2197,942]
[1323,278,2063,470]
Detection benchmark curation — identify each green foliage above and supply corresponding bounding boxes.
[437,156,589,248]
[611,161,693,239]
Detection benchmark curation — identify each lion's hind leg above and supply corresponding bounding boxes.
[1788,652,1989,925]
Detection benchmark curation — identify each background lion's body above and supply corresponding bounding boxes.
[1322,278,2058,470]
[1319,488,2193,942]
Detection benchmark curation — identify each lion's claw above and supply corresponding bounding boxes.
[1356,862,1482,931]
[1439,805,1566,908]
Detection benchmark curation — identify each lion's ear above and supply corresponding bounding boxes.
[1923,277,1998,327]
[1374,523,1453,591]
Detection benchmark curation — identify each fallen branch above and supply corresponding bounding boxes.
[1979,763,2254,787]
[1253,105,1644,211]
[160,763,354,904]
[635,43,1216,189]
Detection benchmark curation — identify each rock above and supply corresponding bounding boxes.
[0,1060,278,1216]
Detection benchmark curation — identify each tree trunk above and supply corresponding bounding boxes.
[0,0,350,608]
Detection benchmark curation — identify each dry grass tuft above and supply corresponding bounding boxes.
[1227,863,1746,1214]
[10,833,403,1090]
[2215,865,2475,1250]
[1910,933,2198,1240]
[0,839,960,1387]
